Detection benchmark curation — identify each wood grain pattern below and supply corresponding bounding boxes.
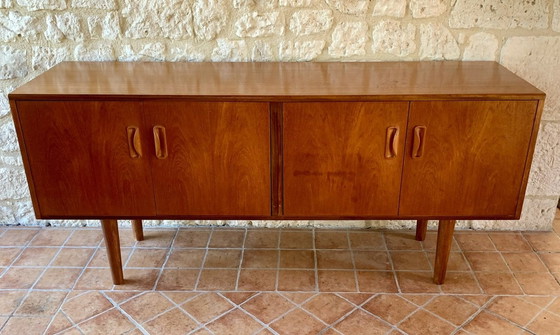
[415,220,428,241]
[16,101,156,218]
[101,219,123,285]
[434,220,456,285]
[132,219,143,241]
[283,102,408,216]
[144,101,271,216]
[399,101,537,218]
[10,62,544,101]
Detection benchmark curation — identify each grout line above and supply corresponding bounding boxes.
[101,291,150,335]
[345,230,360,292]
[383,232,402,294]
[312,228,319,292]
[234,228,248,291]
[521,295,559,331]
[487,235,526,295]
[194,228,213,291]
[151,228,180,291]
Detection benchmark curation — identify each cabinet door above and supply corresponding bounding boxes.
[400,101,537,217]
[16,101,155,217]
[283,102,408,216]
[144,101,270,216]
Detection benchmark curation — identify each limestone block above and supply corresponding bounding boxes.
[501,36,560,121]
[289,10,332,36]
[0,0,13,8]
[87,12,120,40]
[211,39,248,61]
[119,43,166,62]
[44,14,64,42]
[527,122,560,196]
[0,11,39,42]
[0,167,28,200]
[278,40,324,61]
[74,43,115,61]
[325,0,369,15]
[0,46,26,80]
[279,0,316,7]
[251,40,274,61]
[235,11,283,37]
[419,23,460,60]
[233,0,277,9]
[16,0,65,11]
[462,32,498,61]
[554,0,560,32]
[15,199,37,225]
[0,121,18,152]
[122,0,193,40]
[168,46,205,62]
[54,12,84,42]
[0,155,22,166]
[71,0,116,9]
[32,46,68,71]
[372,20,416,57]
[499,197,559,230]
[193,0,228,41]
[372,0,406,17]
[328,22,368,58]
[449,0,549,29]
[0,204,15,224]
[409,0,446,18]
[0,92,10,118]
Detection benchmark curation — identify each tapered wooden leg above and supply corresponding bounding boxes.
[132,219,144,241]
[415,220,428,241]
[433,220,456,285]
[100,219,124,285]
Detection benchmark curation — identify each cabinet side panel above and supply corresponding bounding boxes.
[16,101,156,217]
[145,101,271,216]
[400,100,537,217]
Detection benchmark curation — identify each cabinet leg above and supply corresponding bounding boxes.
[415,220,428,241]
[132,219,144,241]
[433,220,456,285]
[100,219,124,285]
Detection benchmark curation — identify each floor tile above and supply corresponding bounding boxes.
[356,271,398,293]
[334,309,391,335]
[271,308,326,335]
[88,248,132,267]
[173,229,211,248]
[279,250,315,269]
[399,310,455,335]
[51,248,95,267]
[527,311,560,335]
[45,312,73,335]
[0,229,40,246]
[0,291,27,315]
[143,308,198,335]
[165,249,205,268]
[78,308,135,335]
[136,229,176,248]
[488,233,532,252]
[464,311,524,334]
[426,252,470,271]
[126,248,167,268]
[62,291,113,324]
[318,270,357,292]
[396,271,440,293]
[207,308,263,334]
[385,232,422,251]
[439,272,482,294]
[0,267,43,289]
[208,230,244,248]
[278,270,316,291]
[0,316,50,335]
[203,249,242,268]
[390,251,431,271]
[315,231,349,249]
[244,230,279,249]
[197,269,237,290]
[162,292,199,305]
[514,272,560,295]
[182,292,233,323]
[15,291,67,316]
[74,268,113,290]
[539,252,560,272]
[0,248,22,266]
[362,294,417,324]
[425,296,479,326]
[241,293,294,324]
[348,231,385,250]
[65,230,102,247]
[487,296,542,326]
[422,232,460,251]
[114,269,159,290]
[353,251,391,270]
[156,269,198,290]
[303,293,354,324]
[237,269,276,291]
[242,249,278,269]
[35,267,82,290]
[280,231,313,249]
[524,232,560,252]
[12,247,58,267]
[221,292,258,305]
[464,252,509,272]
[317,250,353,269]
[455,233,496,251]
[475,272,523,295]
[502,252,549,272]
[30,229,72,247]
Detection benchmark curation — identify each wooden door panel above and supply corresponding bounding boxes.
[16,101,155,217]
[144,101,270,216]
[400,101,537,217]
[283,102,409,216]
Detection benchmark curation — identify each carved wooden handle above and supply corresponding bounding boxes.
[412,126,427,158]
[385,127,399,158]
[153,125,168,159]
[127,126,142,158]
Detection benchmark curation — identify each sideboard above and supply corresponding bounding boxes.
[8,61,545,285]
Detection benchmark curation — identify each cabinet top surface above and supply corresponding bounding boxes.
[11,61,544,100]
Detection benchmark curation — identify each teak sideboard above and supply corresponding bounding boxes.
[8,61,545,285]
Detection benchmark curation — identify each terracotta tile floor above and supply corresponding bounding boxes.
[0,211,559,334]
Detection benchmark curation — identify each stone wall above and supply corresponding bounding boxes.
[0,0,559,230]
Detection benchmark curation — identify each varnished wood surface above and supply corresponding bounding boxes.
[144,101,271,216]
[399,101,537,217]
[101,219,123,285]
[283,102,408,216]
[132,219,143,241]
[434,220,456,285]
[16,101,156,218]
[10,61,544,101]
[415,220,428,241]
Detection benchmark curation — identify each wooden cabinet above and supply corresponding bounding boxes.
[283,102,408,217]
[9,61,545,285]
